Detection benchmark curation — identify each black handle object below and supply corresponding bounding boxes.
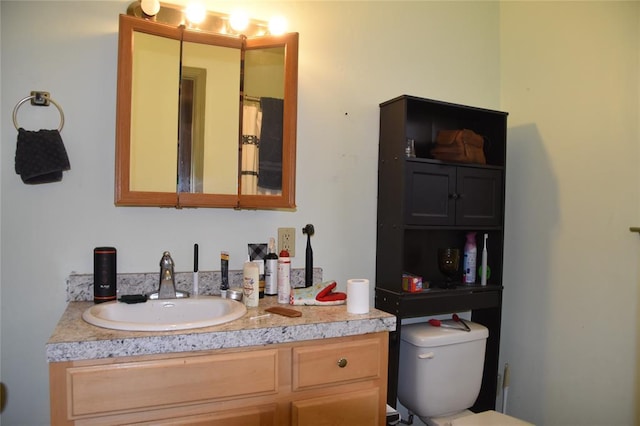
[302,224,315,287]
[118,294,148,304]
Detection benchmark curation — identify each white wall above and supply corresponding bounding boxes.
[0,1,501,424]
[2,2,638,425]
[500,2,638,425]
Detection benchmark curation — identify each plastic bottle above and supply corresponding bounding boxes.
[264,238,278,296]
[277,249,291,304]
[243,257,260,307]
[463,232,477,284]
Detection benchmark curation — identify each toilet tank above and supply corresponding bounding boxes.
[398,320,488,418]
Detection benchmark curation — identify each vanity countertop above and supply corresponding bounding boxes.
[46,297,396,363]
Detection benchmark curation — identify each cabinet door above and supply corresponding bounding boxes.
[405,162,456,226]
[456,167,503,227]
[291,388,380,426]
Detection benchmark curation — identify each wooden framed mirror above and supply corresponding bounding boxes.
[115,13,298,209]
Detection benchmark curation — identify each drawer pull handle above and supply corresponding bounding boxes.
[337,358,348,368]
[418,352,434,359]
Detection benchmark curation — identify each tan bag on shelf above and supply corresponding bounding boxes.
[430,129,486,165]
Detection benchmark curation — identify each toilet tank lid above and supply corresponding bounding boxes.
[401,320,488,347]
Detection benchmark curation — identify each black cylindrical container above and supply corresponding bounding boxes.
[94,247,117,303]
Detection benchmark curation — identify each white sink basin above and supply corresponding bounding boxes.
[82,296,247,331]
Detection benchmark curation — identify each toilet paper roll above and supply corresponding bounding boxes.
[347,279,370,314]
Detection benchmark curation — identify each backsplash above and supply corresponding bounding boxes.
[67,268,323,302]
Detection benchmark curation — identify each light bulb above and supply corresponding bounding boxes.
[185,2,206,25]
[268,16,287,35]
[229,10,249,32]
[140,0,160,16]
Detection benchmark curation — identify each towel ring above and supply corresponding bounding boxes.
[12,93,65,132]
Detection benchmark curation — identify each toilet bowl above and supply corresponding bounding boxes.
[398,320,533,426]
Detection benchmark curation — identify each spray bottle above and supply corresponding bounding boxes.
[463,232,477,284]
[277,250,291,304]
[264,237,278,296]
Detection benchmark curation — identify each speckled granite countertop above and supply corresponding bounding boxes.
[46,297,396,363]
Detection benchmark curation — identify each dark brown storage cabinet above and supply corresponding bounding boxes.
[375,95,508,412]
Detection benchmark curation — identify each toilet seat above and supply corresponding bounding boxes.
[451,410,534,426]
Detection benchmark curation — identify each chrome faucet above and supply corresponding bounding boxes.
[147,251,189,300]
[158,251,177,299]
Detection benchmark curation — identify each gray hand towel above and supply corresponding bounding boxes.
[258,97,284,190]
[15,128,70,184]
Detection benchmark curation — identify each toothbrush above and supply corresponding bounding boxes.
[481,233,488,286]
[193,243,199,296]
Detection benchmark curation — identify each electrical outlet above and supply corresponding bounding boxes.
[278,227,296,257]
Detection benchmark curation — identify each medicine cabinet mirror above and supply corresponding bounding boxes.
[115,12,298,209]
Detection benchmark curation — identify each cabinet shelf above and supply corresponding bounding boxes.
[375,95,508,413]
[405,156,505,171]
[376,286,503,318]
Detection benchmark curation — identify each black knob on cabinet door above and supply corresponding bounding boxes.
[449,193,458,199]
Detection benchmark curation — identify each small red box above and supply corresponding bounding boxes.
[402,274,423,292]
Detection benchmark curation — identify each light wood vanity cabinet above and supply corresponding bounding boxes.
[49,332,388,425]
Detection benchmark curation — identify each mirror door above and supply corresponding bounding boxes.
[240,33,298,209]
[115,16,180,206]
[177,31,242,208]
[115,14,298,209]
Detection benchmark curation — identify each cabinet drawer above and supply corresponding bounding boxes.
[292,388,380,426]
[292,336,383,390]
[66,349,278,418]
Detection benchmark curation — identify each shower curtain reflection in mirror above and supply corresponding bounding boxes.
[178,67,205,193]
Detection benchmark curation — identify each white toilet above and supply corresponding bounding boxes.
[398,320,533,426]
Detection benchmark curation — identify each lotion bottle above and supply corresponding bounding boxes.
[463,232,477,284]
[243,256,259,307]
[277,249,291,304]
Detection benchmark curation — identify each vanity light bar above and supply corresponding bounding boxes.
[127,1,281,37]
